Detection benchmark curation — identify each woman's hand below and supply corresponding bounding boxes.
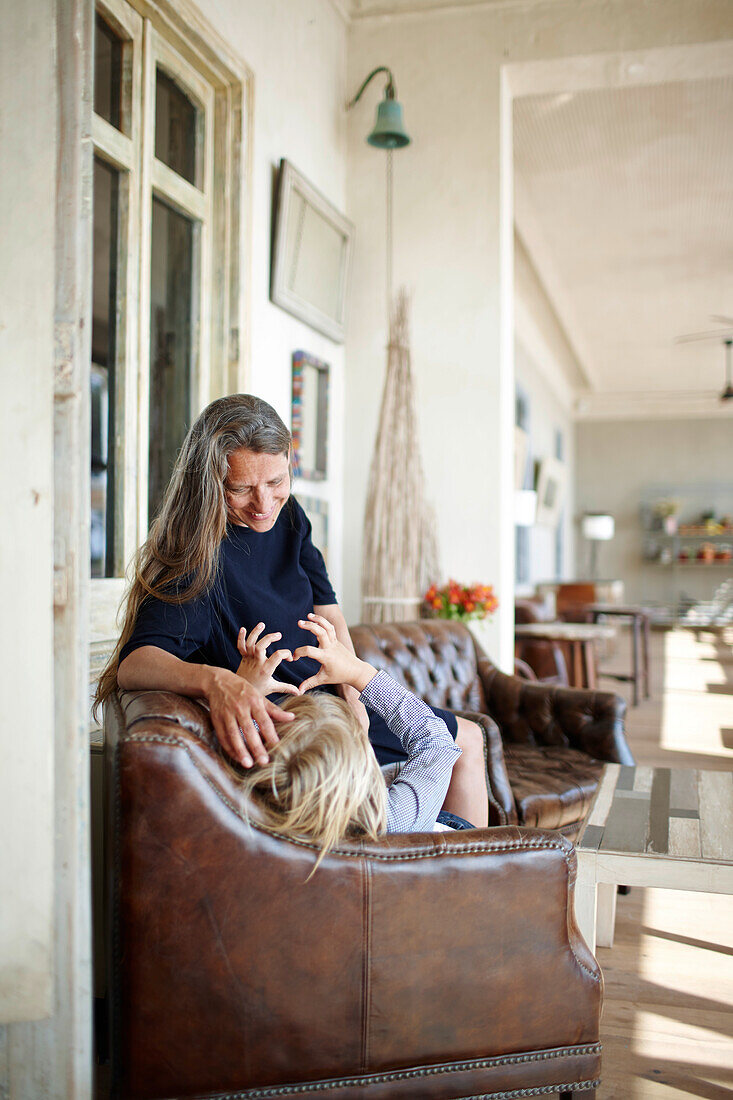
[203,665,294,769]
[236,622,300,696]
[118,644,294,768]
[294,613,376,695]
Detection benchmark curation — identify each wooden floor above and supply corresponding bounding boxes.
[591,625,733,1100]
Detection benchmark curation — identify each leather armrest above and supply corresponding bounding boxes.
[513,657,537,680]
[477,656,634,765]
[454,709,517,825]
[514,639,569,685]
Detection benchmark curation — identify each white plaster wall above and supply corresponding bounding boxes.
[575,418,733,608]
[0,0,55,1023]
[515,341,576,584]
[514,227,579,585]
[344,0,733,656]
[199,0,349,593]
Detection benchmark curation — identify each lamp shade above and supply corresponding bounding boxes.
[582,513,615,541]
[367,98,411,148]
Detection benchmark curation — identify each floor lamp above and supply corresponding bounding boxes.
[582,513,615,579]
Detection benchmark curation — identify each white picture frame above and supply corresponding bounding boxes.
[515,425,529,491]
[271,159,354,344]
[535,456,567,527]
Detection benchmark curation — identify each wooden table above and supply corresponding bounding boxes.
[575,764,733,953]
[562,603,651,706]
[514,620,617,689]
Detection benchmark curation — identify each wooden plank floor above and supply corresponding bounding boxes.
[592,626,733,1100]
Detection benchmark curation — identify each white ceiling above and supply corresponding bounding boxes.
[347,0,558,14]
[513,78,733,413]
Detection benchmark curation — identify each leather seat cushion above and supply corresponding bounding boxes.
[503,744,604,829]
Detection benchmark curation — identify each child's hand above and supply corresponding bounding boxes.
[294,613,376,694]
[236,623,299,696]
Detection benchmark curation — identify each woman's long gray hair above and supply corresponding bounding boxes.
[95,394,291,713]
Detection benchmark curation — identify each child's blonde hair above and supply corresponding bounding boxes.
[233,693,387,870]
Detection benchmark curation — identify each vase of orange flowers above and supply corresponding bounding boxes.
[423,579,499,658]
[423,580,498,622]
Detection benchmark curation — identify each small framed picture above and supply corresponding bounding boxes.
[514,425,529,491]
[296,494,329,567]
[271,159,354,344]
[535,456,566,527]
[292,351,329,480]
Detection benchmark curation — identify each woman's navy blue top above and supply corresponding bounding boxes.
[119,497,456,764]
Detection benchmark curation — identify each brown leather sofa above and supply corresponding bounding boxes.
[106,686,603,1100]
[350,619,633,839]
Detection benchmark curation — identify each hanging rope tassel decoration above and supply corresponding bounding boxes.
[361,288,440,623]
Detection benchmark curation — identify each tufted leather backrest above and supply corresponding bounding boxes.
[349,620,487,714]
[349,620,631,768]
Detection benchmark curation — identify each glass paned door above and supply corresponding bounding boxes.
[87,0,244,733]
[91,8,219,571]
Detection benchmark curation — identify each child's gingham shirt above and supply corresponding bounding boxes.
[359,671,462,832]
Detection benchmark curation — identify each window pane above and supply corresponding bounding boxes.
[149,197,196,522]
[91,157,119,578]
[94,13,122,130]
[155,69,199,186]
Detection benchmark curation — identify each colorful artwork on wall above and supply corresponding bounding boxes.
[291,350,329,480]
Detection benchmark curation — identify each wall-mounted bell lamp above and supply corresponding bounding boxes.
[581,512,615,579]
[346,66,411,317]
[347,67,411,149]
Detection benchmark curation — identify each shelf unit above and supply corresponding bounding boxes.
[647,560,733,568]
[640,484,733,622]
[644,531,733,568]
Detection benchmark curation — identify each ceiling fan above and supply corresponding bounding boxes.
[674,315,733,402]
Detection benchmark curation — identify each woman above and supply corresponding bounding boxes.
[96,394,488,826]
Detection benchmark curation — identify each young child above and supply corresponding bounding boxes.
[233,613,468,864]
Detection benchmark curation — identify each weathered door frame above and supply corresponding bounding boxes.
[0,0,94,1095]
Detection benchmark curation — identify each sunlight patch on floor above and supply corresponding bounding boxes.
[597,628,733,1099]
[659,630,733,759]
[599,887,733,1099]
[627,898,733,1092]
